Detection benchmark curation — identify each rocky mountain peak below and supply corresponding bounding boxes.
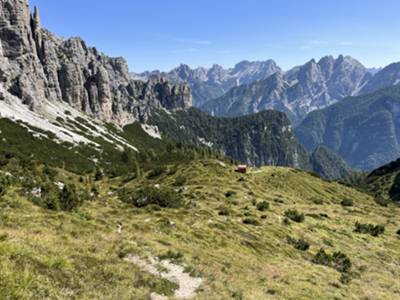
[0,0,192,125]
[202,55,370,123]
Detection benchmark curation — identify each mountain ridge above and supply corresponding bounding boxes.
[201,55,371,123]
[295,84,400,170]
[132,60,281,106]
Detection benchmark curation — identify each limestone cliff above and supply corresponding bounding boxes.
[0,0,192,125]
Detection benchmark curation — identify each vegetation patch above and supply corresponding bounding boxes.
[284,209,305,223]
[340,198,354,207]
[158,250,184,263]
[287,236,310,251]
[354,222,385,237]
[119,186,184,209]
[147,166,167,179]
[256,201,269,211]
[312,248,352,273]
[242,217,260,226]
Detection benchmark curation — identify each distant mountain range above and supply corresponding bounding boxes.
[136,57,400,124]
[132,60,281,107]
[201,55,370,123]
[295,85,400,170]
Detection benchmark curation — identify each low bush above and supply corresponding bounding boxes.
[43,165,58,180]
[332,251,352,273]
[340,198,353,207]
[312,248,352,273]
[173,175,186,186]
[354,222,385,237]
[256,201,269,212]
[158,250,183,263]
[0,183,5,197]
[312,248,331,267]
[33,182,83,211]
[218,206,230,216]
[120,186,183,209]
[225,190,235,198]
[284,209,305,223]
[311,198,324,205]
[287,236,310,251]
[242,217,260,226]
[94,168,103,181]
[59,184,82,211]
[147,166,167,179]
[0,233,8,242]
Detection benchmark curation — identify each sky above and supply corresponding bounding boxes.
[29,0,400,73]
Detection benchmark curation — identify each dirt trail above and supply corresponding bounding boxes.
[125,254,202,299]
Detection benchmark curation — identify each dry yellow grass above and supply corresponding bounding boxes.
[1,159,400,299]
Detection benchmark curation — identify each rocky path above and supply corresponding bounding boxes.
[124,255,202,299]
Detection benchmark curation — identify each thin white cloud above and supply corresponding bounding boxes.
[172,37,212,45]
[298,45,313,50]
[169,47,200,54]
[215,50,231,54]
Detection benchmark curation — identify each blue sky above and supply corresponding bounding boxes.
[29,0,400,72]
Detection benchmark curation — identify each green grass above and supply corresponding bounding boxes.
[0,159,400,299]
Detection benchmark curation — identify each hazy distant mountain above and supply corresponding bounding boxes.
[201,55,371,123]
[132,60,281,106]
[295,85,400,170]
[361,62,400,94]
[367,67,383,75]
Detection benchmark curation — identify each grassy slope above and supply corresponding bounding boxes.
[1,160,400,299]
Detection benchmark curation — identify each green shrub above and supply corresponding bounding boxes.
[120,186,183,209]
[147,166,167,179]
[340,198,353,207]
[332,251,352,273]
[43,165,58,180]
[284,209,305,223]
[312,248,352,273]
[256,201,269,212]
[38,182,61,210]
[94,168,103,181]
[173,175,186,186]
[218,206,231,216]
[0,233,8,242]
[287,236,310,251]
[312,248,331,267]
[242,217,260,226]
[59,184,82,211]
[0,183,5,197]
[158,250,183,263]
[354,222,385,237]
[311,198,324,205]
[225,190,235,198]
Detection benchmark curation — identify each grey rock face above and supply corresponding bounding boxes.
[201,55,370,123]
[133,60,281,107]
[0,0,192,125]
